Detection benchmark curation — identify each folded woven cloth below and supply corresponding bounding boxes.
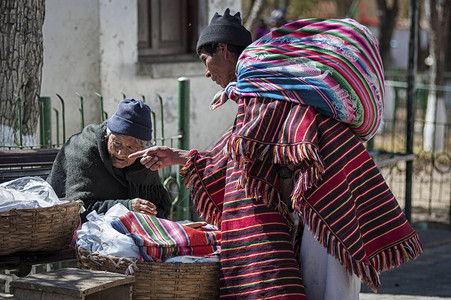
[111,212,221,262]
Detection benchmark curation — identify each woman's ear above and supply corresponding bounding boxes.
[217,42,227,52]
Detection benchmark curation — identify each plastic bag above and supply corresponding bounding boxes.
[0,176,67,211]
[76,203,140,259]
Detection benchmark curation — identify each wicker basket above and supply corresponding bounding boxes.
[76,246,220,300]
[0,201,81,255]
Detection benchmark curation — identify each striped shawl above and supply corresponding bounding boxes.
[181,99,422,291]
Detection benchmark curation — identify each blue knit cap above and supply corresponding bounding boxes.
[107,98,152,141]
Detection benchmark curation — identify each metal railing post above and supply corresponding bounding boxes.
[53,108,60,146]
[157,94,165,146]
[405,0,419,222]
[55,94,66,143]
[95,93,106,122]
[366,137,374,151]
[39,96,52,148]
[16,95,23,149]
[76,93,85,130]
[155,93,169,178]
[176,77,191,220]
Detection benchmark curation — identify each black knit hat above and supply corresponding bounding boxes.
[107,98,152,141]
[196,8,252,53]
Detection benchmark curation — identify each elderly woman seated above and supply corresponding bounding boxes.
[47,98,172,221]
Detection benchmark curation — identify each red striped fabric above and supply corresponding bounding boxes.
[183,132,306,299]
[298,114,422,290]
[112,212,221,262]
[181,97,422,297]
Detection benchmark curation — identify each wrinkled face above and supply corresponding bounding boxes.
[199,43,237,88]
[107,133,144,168]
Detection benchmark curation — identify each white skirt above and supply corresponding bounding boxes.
[301,225,361,300]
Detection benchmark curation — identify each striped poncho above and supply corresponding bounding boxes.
[183,101,422,297]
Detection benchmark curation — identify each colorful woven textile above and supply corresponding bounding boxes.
[181,98,422,295]
[212,18,384,141]
[183,144,306,299]
[111,212,221,262]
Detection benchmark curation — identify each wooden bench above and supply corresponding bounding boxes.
[11,268,134,300]
[0,148,60,183]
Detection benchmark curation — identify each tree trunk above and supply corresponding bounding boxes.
[0,0,45,147]
[376,0,398,69]
[423,0,450,152]
[243,0,267,40]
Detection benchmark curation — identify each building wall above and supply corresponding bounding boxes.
[41,0,242,151]
[41,0,101,137]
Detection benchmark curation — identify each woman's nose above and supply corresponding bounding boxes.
[205,68,211,78]
[115,145,126,156]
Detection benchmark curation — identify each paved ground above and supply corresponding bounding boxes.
[360,225,451,300]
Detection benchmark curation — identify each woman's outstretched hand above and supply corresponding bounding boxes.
[129,146,190,171]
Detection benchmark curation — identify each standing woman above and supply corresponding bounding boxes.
[131,9,422,299]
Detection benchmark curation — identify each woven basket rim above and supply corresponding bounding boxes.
[76,246,220,267]
[0,201,81,255]
[0,200,81,215]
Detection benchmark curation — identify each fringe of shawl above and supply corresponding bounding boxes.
[226,136,325,228]
[369,234,424,275]
[228,135,325,171]
[298,200,423,291]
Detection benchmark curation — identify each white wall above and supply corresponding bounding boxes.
[41,0,101,140]
[41,0,242,151]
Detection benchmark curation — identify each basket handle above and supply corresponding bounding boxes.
[77,246,139,275]
[12,209,26,221]
[53,205,65,217]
